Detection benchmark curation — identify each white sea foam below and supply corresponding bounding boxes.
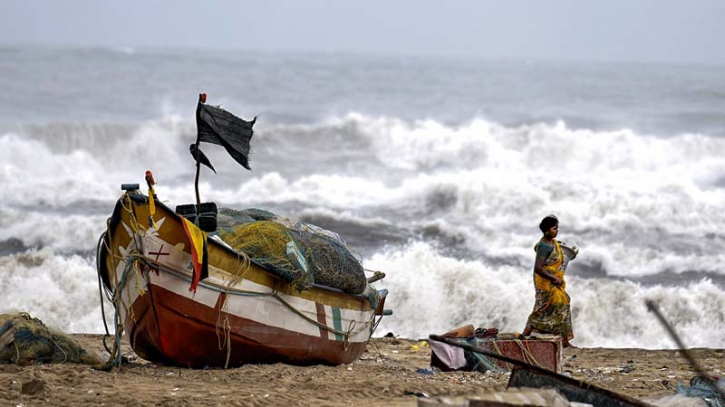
[0,208,107,252]
[369,242,725,349]
[296,207,393,228]
[3,115,725,273]
[0,120,191,206]
[0,248,112,333]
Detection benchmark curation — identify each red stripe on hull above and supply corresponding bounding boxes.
[315,302,327,338]
[127,283,367,368]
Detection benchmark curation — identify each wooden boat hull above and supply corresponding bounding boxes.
[99,191,385,368]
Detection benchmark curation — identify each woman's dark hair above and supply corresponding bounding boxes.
[539,215,558,233]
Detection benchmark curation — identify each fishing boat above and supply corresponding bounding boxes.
[97,186,389,368]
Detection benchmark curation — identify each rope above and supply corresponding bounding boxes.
[483,338,547,371]
[95,252,144,371]
[369,338,385,360]
[270,290,375,340]
[343,320,357,351]
[490,340,514,370]
[514,339,544,368]
[48,336,68,364]
[95,192,149,370]
[120,195,144,239]
[372,314,384,334]
[215,293,232,369]
[223,251,252,288]
[112,254,140,367]
[95,231,113,355]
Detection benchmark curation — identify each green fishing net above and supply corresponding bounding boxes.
[216,208,366,294]
[0,312,101,366]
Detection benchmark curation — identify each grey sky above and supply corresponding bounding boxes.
[1,0,724,65]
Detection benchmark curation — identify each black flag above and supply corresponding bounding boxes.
[196,97,255,170]
[189,144,216,174]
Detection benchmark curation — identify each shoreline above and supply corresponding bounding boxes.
[1,334,722,406]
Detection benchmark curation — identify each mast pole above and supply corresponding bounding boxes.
[194,138,202,217]
[194,93,207,220]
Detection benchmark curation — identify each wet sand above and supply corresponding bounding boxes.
[1,334,722,406]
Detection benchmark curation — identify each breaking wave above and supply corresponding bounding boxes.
[370,242,725,349]
[1,113,724,348]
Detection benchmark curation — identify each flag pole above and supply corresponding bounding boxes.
[194,139,201,217]
[194,93,207,220]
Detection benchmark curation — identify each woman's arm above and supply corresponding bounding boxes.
[533,256,562,286]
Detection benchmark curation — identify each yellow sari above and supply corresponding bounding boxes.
[526,239,573,341]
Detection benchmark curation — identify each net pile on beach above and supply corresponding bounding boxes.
[217,208,367,294]
[0,312,100,366]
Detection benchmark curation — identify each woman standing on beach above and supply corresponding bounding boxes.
[522,215,575,348]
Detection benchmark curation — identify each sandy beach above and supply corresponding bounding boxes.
[1,334,722,407]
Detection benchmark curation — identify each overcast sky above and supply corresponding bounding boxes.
[2,0,724,65]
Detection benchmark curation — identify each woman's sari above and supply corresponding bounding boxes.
[525,238,574,341]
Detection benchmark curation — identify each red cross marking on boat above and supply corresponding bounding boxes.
[148,245,169,262]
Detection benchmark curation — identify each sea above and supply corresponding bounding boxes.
[1,45,724,349]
